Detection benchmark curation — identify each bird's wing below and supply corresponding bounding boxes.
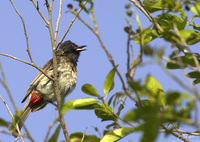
[21,59,53,103]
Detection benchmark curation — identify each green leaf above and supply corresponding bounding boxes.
[144,75,166,108]
[9,110,23,136]
[186,71,200,79]
[191,20,200,31]
[166,91,181,105]
[124,26,135,35]
[70,132,99,142]
[179,29,200,45]
[193,78,200,85]
[123,103,161,142]
[100,127,135,142]
[156,13,186,30]
[133,29,157,44]
[129,79,143,91]
[143,0,179,13]
[166,54,199,69]
[0,118,8,127]
[139,120,160,142]
[104,66,117,97]
[191,2,200,17]
[82,84,100,97]
[123,103,160,122]
[94,104,116,121]
[162,31,181,45]
[48,124,61,142]
[61,98,98,114]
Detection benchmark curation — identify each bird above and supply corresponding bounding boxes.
[13,40,86,136]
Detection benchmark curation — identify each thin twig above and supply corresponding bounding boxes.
[44,117,59,142]
[12,133,27,142]
[9,0,33,63]
[46,0,70,141]
[55,0,63,41]
[0,95,13,118]
[81,126,88,142]
[0,60,18,112]
[159,129,200,136]
[129,0,163,33]
[161,124,192,142]
[23,125,35,142]
[0,53,53,81]
[125,18,131,79]
[74,3,137,103]
[0,95,24,142]
[57,0,88,49]
[30,0,49,25]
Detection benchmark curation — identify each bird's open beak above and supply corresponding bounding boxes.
[76,45,87,52]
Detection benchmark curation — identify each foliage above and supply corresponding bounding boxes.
[0,0,200,142]
[62,0,200,141]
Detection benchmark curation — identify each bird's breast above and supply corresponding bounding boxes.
[36,63,77,101]
[57,63,77,97]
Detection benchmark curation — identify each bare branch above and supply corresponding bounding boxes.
[30,0,49,25]
[0,60,18,112]
[129,0,163,33]
[44,117,59,142]
[0,53,53,81]
[46,0,71,141]
[55,0,63,41]
[81,126,88,142]
[57,0,89,48]
[161,124,192,142]
[0,95,24,142]
[9,0,33,63]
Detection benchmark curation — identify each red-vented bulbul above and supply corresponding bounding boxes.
[15,40,86,134]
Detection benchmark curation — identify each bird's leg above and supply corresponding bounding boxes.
[49,101,58,108]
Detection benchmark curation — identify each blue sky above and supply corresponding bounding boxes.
[0,0,200,142]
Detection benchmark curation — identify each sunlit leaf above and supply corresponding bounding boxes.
[61,98,98,114]
[82,84,100,97]
[156,13,186,30]
[94,104,116,121]
[144,75,166,108]
[180,29,200,45]
[191,2,200,17]
[70,132,99,142]
[100,127,135,142]
[143,0,179,13]
[104,66,117,97]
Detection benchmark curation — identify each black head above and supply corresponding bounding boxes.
[56,40,86,63]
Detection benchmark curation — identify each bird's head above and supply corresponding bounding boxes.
[56,40,86,62]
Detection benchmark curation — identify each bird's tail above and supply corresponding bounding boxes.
[12,105,31,137]
[17,106,31,130]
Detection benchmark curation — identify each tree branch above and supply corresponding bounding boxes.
[44,117,59,142]
[9,0,33,63]
[55,0,63,41]
[0,53,53,81]
[161,124,192,142]
[46,0,70,141]
[0,60,18,112]
[129,0,163,33]
[30,0,49,25]
[57,0,88,49]
[0,95,24,142]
